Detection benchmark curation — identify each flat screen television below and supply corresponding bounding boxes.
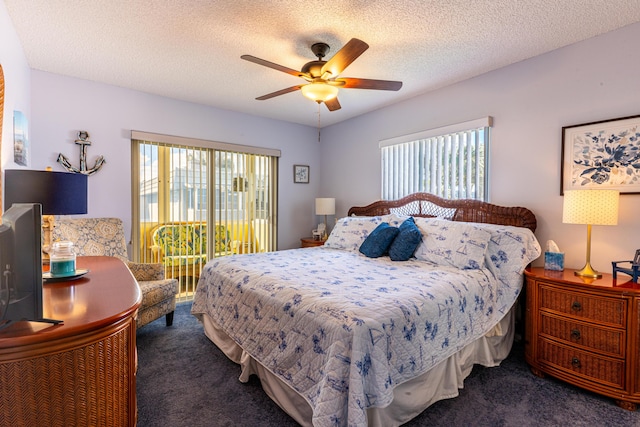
[0,203,60,329]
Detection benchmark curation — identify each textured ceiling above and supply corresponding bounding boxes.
[5,1,640,128]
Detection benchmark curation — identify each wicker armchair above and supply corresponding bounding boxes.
[52,217,178,329]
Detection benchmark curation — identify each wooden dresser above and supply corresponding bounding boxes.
[524,267,640,410]
[0,256,142,426]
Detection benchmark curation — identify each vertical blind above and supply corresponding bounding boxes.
[380,117,491,201]
[210,149,278,255]
[131,131,279,301]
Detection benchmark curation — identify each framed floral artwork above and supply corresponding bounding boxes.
[561,114,640,194]
[293,164,309,183]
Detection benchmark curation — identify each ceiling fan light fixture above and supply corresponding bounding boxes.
[242,38,401,112]
[301,83,339,103]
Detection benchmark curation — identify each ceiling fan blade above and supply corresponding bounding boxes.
[241,55,307,78]
[320,38,369,78]
[255,85,304,100]
[325,97,341,111]
[338,78,403,91]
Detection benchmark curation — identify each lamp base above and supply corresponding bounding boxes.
[42,214,55,264]
[574,262,602,279]
[322,215,328,241]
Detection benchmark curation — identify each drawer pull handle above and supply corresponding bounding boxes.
[570,329,581,340]
[571,301,582,311]
[571,357,582,369]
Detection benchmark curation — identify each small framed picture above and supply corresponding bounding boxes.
[293,165,309,183]
[13,110,29,166]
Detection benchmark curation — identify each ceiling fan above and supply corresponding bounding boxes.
[241,38,402,111]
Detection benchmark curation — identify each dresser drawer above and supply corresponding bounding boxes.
[538,338,625,389]
[539,284,626,327]
[539,312,625,357]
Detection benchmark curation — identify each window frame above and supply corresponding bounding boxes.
[379,117,492,201]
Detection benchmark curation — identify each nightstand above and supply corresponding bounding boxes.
[524,267,640,410]
[300,237,325,248]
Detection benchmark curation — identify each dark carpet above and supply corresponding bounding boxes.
[137,303,640,426]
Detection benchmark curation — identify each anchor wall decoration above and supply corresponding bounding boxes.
[57,131,105,175]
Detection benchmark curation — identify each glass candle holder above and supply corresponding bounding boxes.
[50,241,76,277]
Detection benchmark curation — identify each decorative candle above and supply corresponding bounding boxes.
[50,241,76,276]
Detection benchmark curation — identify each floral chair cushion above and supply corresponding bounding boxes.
[214,225,230,253]
[152,223,230,267]
[127,261,165,281]
[153,224,208,257]
[52,216,129,262]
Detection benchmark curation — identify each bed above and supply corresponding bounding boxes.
[191,193,540,427]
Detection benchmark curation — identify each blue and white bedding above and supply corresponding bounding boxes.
[192,219,540,427]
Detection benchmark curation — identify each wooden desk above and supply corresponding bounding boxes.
[0,256,142,426]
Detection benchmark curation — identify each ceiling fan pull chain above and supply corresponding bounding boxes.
[317,103,321,142]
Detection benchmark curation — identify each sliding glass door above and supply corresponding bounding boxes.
[132,133,279,301]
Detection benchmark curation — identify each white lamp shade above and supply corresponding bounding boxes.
[315,198,335,215]
[562,190,619,225]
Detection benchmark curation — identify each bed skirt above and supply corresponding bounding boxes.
[197,307,515,427]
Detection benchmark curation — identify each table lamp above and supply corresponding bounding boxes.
[562,189,619,278]
[315,198,335,240]
[4,169,88,261]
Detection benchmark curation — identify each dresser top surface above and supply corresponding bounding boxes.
[0,256,141,346]
[526,267,640,293]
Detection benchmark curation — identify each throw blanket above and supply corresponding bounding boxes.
[191,241,535,426]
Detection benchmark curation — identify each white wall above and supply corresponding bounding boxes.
[320,23,640,271]
[27,72,320,250]
[0,0,31,171]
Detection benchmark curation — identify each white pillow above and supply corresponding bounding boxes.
[325,216,385,251]
[476,223,541,282]
[381,213,409,227]
[413,217,491,269]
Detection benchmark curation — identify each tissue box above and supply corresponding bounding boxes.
[544,252,565,271]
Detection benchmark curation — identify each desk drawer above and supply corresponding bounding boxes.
[539,285,626,327]
[538,338,625,389]
[540,312,624,357]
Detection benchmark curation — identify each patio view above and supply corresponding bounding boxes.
[133,141,277,300]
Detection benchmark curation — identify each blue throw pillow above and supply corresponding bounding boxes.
[388,217,422,261]
[359,222,400,258]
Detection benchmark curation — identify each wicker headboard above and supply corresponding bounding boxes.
[347,192,537,233]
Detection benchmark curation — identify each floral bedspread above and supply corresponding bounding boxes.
[191,224,540,427]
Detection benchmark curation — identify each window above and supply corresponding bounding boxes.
[131,131,279,301]
[380,117,492,201]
